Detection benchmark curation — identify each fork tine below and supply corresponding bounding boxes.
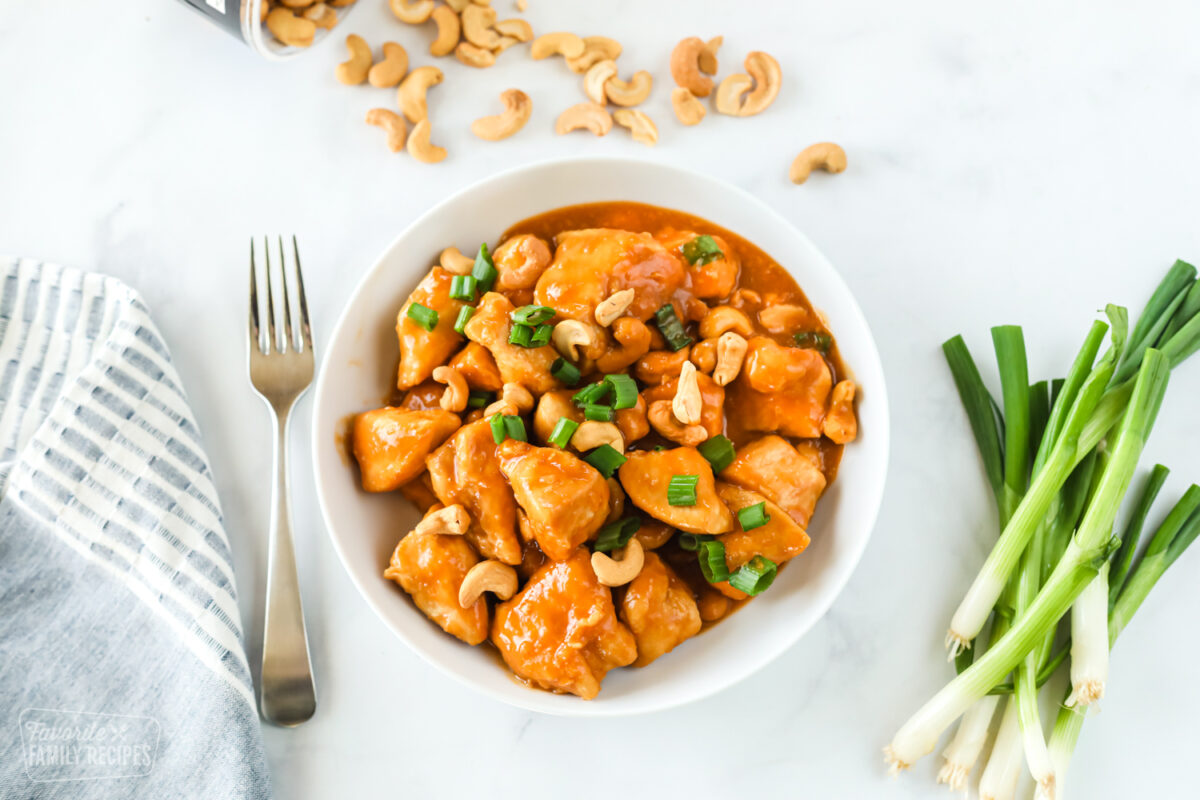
[292,235,313,351]
[249,239,262,353]
[278,236,293,353]
[264,236,277,353]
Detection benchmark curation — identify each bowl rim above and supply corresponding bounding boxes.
[311,155,890,716]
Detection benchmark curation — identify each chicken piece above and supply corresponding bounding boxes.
[823,379,858,444]
[642,372,725,439]
[730,336,833,438]
[715,481,810,597]
[463,292,560,395]
[384,530,489,645]
[619,551,702,667]
[634,518,676,550]
[401,380,444,411]
[497,439,610,560]
[352,408,460,492]
[532,389,583,444]
[425,418,522,564]
[396,267,466,390]
[491,549,637,699]
[534,229,685,323]
[618,447,734,534]
[655,229,740,301]
[398,471,440,513]
[494,234,553,291]
[722,435,827,527]
[614,394,649,445]
[447,342,504,392]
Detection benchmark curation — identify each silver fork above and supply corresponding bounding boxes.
[248,236,317,727]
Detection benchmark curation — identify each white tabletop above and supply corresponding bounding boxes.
[4,1,1200,797]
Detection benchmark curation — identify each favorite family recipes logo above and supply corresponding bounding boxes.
[19,708,159,782]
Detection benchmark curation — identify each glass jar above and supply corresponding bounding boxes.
[172,0,358,60]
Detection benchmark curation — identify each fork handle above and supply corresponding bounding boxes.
[259,404,317,726]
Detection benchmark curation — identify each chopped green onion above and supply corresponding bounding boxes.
[667,474,699,506]
[583,403,614,422]
[503,415,527,442]
[603,373,639,409]
[547,417,579,449]
[728,555,778,595]
[472,243,497,293]
[467,389,492,409]
[551,357,582,387]
[653,445,666,452]
[681,234,724,266]
[583,444,626,478]
[697,435,736,474]
[406,302,438,332]
[594,518,640,552]
[508,323,534,347]
[794,330,832,353]
[573,381,612,405]
[512,305,555,326]
[678,533,713,552]
[653,304,693,352]
[489,413,506,444]
[697,540,730,583]
[529,322,553,348]
[453,305,475,335]
[737,502,770,531]
[449,275,477,302]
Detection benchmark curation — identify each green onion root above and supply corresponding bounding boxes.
[1068,563,1109,707]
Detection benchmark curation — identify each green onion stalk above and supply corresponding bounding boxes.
[1045,482,1200,799]
[885,350,1169,774]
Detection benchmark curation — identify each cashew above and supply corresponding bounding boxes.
[566,36,622,73]
[615,394,649,444]
[671,87,706,126]
[531,32,585,60]
[397,66,443,123]
[670,37,713,97]
[730,288,762,309]
[456,41,496,68]
[605,478,625,524]
[433,365,469,411]
[429,6,460,57]
[494,18,533,42]
[571,421,625,453]
[492,35,521,54]
[591,538,644,587]
[390,0,434,24]
[605,71,653,107]
[594,288,635,327]
[613,109,657,146]
[497,382,534,414]
[672,361,702,425]
[635,347,691,385]
[552,319,598,361]
[699,306,754,339]
[790,142,848,185]
[260,0,270,23]
[328,0,356,5]
[715,73,754,116]
[415,503,470,536]
[266,8,316,48]
[699,35,722,75]
[555,102,612,136]
[461,4,501,48]
[335,34,372,85]
[368,42,409,88]
[717,51,782,117]
[278,0,313,8]
[458,559,518,607]
[516,0,527,9]
[407,119,448,163]
[584,59,619,105]
[647,400,706,446]
[302,3,338,30]
[595,317,652,373]
[444,0,468,9]
[439,247,475,274]
[712,332,748,386]
[690,337,717,373]
[365,108,407,152]
[471,89,531,141]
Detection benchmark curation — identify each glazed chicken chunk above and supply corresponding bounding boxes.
[425,418,522,565]
[352,408,460,493]
[731,336,833,438]
[463,292,561,395]
[712,482,812,600]
[619,551,702,667]
[491,549,637,699]
[384,526,490,646]
[396,267,467,390]
[722,435,827,527]
[655,229,740,301]
[619,447,734,534]
[497,439,611,561]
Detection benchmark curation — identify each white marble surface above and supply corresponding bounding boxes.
[4,1,1200,797]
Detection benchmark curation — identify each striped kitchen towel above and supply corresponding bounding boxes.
[0,257,271,799]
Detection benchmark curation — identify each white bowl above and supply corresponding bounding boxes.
[312,157,889,716]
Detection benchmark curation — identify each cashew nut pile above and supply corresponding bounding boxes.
[263,0,358,49]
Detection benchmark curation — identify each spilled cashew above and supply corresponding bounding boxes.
[458,560,518,607]
[671,87,705,126]
[566,35,622,73]
[613,109,657,146]
[429,5,461,57]
[397,65,443,123]
[368,42,409,88]
[584,59,619,105]
[531,32,585,60]
[715,73,754,116]
[471,89,532,141]
[717,51,782,116]
[494,18,533,42]
[591,538,644,587]
[555,102,612,136]
[699,36,722,74]
[365,108,407,152]
[407,119,447,163]
[461,4,501,48]
[456,41,496,68]
[335,34,372,85]
[790,142,848,184]
[390,0,434,24]
[605,70,653,107]
[670,37,713,97]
